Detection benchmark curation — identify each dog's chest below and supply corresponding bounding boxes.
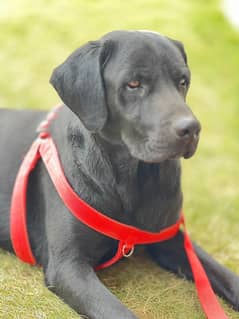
[115,161,182,232]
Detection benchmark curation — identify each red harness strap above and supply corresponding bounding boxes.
[10,108,229,319]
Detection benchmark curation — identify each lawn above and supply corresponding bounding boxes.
[0,0,239,318]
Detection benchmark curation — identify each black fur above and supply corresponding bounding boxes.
[0,30,238,318]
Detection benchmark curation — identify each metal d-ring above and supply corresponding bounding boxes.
[122,244,135,257]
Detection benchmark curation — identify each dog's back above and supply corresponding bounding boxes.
[0,108,46,250]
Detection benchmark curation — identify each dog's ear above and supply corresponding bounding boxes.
[167,37,188,65]
[50,40,113,131]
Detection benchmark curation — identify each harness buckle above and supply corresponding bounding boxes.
[122,244,135,258]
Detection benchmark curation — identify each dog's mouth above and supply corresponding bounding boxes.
[168,139,199,160]
[124,135,200,163]
[182,135,200,159]
[121,126,200,163]
[157,131,200,161]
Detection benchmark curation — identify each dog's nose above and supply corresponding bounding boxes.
[173,117,201,139]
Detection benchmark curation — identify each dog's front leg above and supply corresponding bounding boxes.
[44,258,137,319]
[147,230,239,311]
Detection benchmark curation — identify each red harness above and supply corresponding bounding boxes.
[10,107,228,319]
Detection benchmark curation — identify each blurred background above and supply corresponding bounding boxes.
[0,0,239,318]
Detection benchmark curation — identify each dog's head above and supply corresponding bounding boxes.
[50,30,201,163]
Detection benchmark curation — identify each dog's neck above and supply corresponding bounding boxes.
[94,132,140,213]
[51,107,182,231]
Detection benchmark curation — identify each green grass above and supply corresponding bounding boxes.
[0,0,239,318]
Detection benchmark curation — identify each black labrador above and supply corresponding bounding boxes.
[0,30,238,319]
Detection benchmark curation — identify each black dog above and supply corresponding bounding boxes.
[0,30,238,319]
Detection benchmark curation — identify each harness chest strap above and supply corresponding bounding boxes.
[10,116,229,319]
[10,133,183,267]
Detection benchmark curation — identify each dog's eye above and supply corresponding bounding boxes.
[178,77,189,96]
[127,80,141,90]
[179,77,188,89]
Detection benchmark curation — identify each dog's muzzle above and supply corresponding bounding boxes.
[173,116,201,159]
